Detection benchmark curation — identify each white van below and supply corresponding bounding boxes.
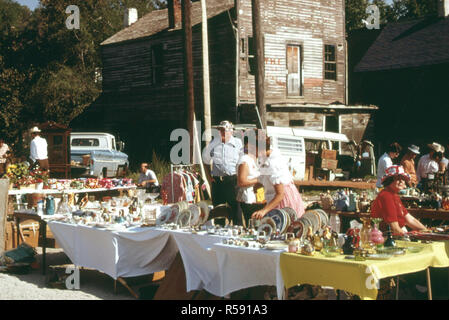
[233,124,350,181]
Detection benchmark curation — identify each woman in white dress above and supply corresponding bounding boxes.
[236,134,265,226]
[251,137,305,220]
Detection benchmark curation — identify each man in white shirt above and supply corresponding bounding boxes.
[29,126,49,171]
[376,142,402,188]
[416,142,444,183]
[203,120,243,225]
[137,162,159,191]
[0,138,10,175]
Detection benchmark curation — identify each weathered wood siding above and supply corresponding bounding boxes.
[100,11,236,124]
[237,0,346,106]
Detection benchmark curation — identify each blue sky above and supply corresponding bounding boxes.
[16,0,39,10]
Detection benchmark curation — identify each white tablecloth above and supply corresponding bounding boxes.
[48,222,178,279]
[212,243,285,299]
[169,230,229,297]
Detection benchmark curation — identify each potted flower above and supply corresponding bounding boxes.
[5,162,30,189]
[29,168,49,189]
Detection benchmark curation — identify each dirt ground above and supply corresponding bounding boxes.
[0,248,135,300]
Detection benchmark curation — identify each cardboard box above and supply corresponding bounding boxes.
[321,149,337,160]
[321,159,338,171]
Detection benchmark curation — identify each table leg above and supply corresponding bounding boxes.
[16,217,20,247]
[41,221,47,275]
[395,276,400,300]
[426,268,433,300]
[117,277,139,299]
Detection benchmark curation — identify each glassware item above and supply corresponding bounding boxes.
[360,217,373,250]
[148,193,159,204]
[257,230,267,243]
[329,214,341,234]
[56,193,72,215]
[370,222,384,247]
[286,232,295,242]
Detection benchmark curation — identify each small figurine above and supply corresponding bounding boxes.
[301,241,315,256]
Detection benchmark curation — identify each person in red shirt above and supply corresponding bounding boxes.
[371,165,426,235]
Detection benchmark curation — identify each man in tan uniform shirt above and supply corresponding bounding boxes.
[400,145,420,187]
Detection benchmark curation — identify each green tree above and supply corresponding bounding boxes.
[346,0,370,33]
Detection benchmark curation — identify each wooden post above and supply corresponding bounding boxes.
[0,179,10,253]
[251,0,266,128]
[182,0,195,161]
[201,0,212,144]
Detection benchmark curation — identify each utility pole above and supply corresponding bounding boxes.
[251,0,266,128]
[182,0,195,161]
[201,0,212,144]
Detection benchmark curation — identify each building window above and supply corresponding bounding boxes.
[289,119,305,127]
[152,44,164,85]
[324,45,337,81]
[286,44,302,96]
[247,36,256,75]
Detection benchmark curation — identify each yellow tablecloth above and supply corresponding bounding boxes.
[280,241,449,300]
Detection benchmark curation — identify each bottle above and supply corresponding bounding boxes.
[329,213,341,234]
[384,228,396,247]
[37,200,44,216]
[56,193,72,215]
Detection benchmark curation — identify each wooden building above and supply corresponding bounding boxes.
[353,4,449,151]
[72,0,377,165]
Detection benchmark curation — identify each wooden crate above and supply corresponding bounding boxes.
[320,159,338,171]
[321,149,337,160]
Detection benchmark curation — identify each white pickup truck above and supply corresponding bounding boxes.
[70,132,129,178]
[233,125,350,181]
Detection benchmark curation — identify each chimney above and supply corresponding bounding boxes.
[438,0,449,18]
[124,8,138,27]
[168,0,182,29]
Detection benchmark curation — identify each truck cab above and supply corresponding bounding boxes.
[70,132,129,178]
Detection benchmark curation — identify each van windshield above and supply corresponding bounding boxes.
[72,138,99,147]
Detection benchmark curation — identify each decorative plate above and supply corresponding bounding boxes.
[367,254,393,260]
[300,218,312,238]
[197,201,210,225]
[257,223,273,239]
[189,205,201,226]
[176,201,189,211]
[280,209,291,234]
[376,247,406,256]
[264,241,288,251]
[283,207,298,224]
[157,208,171,225]
[315,209,329,227]
[310,210,322,231]
[266,209,285,233]
[300,214,317,234]
[176,209,192,227]
[406,246,423,254]
[287,220,304,239]
[260,216,277,231]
